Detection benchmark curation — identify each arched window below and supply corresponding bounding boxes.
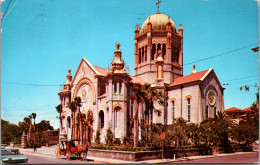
[67,116,71,128]
[172,100,175,122]
[139,48,141,64]
[114,106,121,128]
[130,99,134,118]
[119,82,122,94]
[162,43,166,60]
[99,110,104,128]
[176,48,179,64]
[145,45,147,62]
[114,82,117,94]
[152,44,156,61]
[206,105,208,119]
[187,98,191,122]
[142,47,144,62]
[171,46,175,62]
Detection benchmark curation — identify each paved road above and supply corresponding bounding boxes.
[173,151,259,164]
[25,154,103,164]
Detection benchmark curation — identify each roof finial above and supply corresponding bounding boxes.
[191,64,197,74]
[156,0,161,14]
[115,42,120,50]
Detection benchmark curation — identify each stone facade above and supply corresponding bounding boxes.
[57,11,224,143]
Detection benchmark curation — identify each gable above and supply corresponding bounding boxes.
[201,69,224,92]
[71,58,101,86]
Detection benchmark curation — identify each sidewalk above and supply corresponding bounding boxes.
[18,146,259,164]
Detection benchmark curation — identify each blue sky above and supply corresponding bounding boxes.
[1,0,259,129]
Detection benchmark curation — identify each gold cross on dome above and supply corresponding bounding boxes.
[156,0,162,12]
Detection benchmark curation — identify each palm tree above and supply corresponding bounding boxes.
[173,117,187,147]
[142,84,165,143]
[28,115,32,145]
[32,113,37,147]
[74,97,82,143]
[129,82,146,147]
[23,117,31,146]
[69,101,77,140]
[55,104,63,133]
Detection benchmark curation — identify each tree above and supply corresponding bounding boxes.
[55,104,63,133]
[173,117,188,147]
[129,82,146,147]
[35,120,54,145]
[74,96,82,143]
[186,123,200,146]
[232,91,259,146]
[32,113,37,147]
[69,101,77,140]
[23,117,31,145]
[199,111,232,147]
[142,84,165,144]
[95,128,101,144]
[105,126,114,146]
[1,119,23,144]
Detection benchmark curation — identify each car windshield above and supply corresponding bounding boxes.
[1,150,12,155]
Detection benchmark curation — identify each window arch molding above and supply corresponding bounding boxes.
[184,95,192,100]
[170,98,176,102]
[113,103,124,112]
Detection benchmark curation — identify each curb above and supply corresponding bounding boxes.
[19,149,259,164]
[93,159,113,164]
[150,151,259,164]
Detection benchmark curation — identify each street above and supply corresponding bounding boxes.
[173,151,259,164]
[24,154,103,164]
[20,150,259,164]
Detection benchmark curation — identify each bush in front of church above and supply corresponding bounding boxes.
[105,126,114,146]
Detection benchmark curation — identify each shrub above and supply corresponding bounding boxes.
[105,126,114,146]
[114,138,121,146]
[95,128,101,144]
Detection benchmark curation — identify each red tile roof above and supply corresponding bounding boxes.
[243,107,253,112]
[93,65,145,85]
[169,69,210,87]
[131,76,145,85]
[93,66,108,76]
[225,107,243,112]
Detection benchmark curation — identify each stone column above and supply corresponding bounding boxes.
[21,132,27,148]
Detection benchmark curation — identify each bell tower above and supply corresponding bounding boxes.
[134,11,183,85]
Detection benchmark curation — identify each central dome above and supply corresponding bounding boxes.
[139,12,177,35]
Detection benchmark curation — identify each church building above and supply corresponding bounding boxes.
[58,8,224,143]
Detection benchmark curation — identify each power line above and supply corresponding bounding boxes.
[1,0,12,22]
[1,81,60,87]
[1,81,82,87]
[2,104,57,110]
[222,75,259,83]
[184,43,259,66]
[2,0,17,28]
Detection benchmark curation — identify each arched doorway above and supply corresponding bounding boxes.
[99,110,104,129]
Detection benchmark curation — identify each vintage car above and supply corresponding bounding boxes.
[1,148,28,164]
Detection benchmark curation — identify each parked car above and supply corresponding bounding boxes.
[5,148,21,155]
[1,149,28,164]
[1,144,8,149]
